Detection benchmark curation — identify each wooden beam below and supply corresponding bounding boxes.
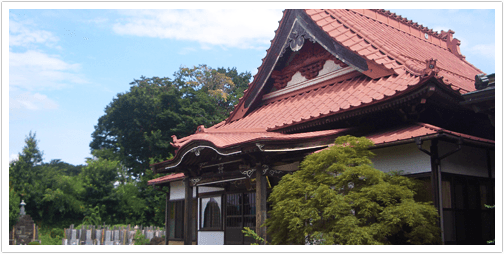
[165,191,170,245]
[255,167,268,244]
[183,177,193,245]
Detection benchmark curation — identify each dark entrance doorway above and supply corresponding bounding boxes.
[224,192,256,245]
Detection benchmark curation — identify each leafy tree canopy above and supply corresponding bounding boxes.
[265,135,440,245]
[90,65,251,178]
[9,132,86,228]
[9,186,21,228]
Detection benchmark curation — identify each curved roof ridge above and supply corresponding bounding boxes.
[345,9,451,52]
[349,9,483,76]
[321,9,415,73]
[371,9,444,40]
[340,10,464,69]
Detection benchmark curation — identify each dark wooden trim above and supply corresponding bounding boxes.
[295,10,368,72]
[255,168,268,244]
[195,185,199,245]
[165,191,170,245]
[198,191,226,198]
[223,192,226,245]
[183,177,193,245]
[403,172,432,179]
[486,149,493,179]
[430,139,441,213]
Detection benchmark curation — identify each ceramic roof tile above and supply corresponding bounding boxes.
[187,9,485,142]
[147,173,185,185]
[313,122,494,154]
[170,128,348,150]
[308,9,482,93]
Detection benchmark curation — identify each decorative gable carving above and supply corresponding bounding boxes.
[271,42,348,90]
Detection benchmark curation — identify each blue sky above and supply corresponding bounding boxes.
[5,4,499,166]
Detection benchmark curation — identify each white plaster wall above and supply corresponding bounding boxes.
[371,142,431,174]
[286,60,342,88]
[198,186,225,193]
[198,231,224,245]
[170,181,225,200]
[438,141,492,178]
[319,59,343,76]
[169,181,190,200]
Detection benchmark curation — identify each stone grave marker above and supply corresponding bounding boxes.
[69,229,79,245]
[95,230,102,245]
[104,230,113,245]
[85,230,93,245]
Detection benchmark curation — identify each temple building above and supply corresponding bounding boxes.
[148,9,495,245]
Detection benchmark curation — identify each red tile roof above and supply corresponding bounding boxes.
[222,9,482,130]
[149,123,494,184]
[315,122,494,153]
[172,128,348,149]
[212,71,422,131]
[307,9,482,93]
[147,173,184,186]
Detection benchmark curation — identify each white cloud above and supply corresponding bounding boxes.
[9,14,87,113]
[10,92,59,111]
[9,19,59,48]
[10,50,85,91]
[113,9,283,49]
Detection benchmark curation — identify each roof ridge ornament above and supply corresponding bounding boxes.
[281,20,316,57]
[439,30,465,59]
[195,125,206,133]
[424,58,439,76]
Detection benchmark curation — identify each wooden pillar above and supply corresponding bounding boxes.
[165,190,170,245]
[255,168,267,244]
[195,185,199,245]
[183,177,193,245]
[430,139,445,244]
[430,139,440,213]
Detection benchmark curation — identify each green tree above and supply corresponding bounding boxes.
[10,132,86,228]
[216,67,252,114]
[79,156,119,223]
[9,132,46,223]
[111,182,147,225]
[47,159,84,177]
[9,185,21,228]
[265,136,440,245]
[40,172,85,227]
[90,65,251,178]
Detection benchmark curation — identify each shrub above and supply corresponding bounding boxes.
[265,136,441,245]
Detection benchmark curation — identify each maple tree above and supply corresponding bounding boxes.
[265,135,441,245]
